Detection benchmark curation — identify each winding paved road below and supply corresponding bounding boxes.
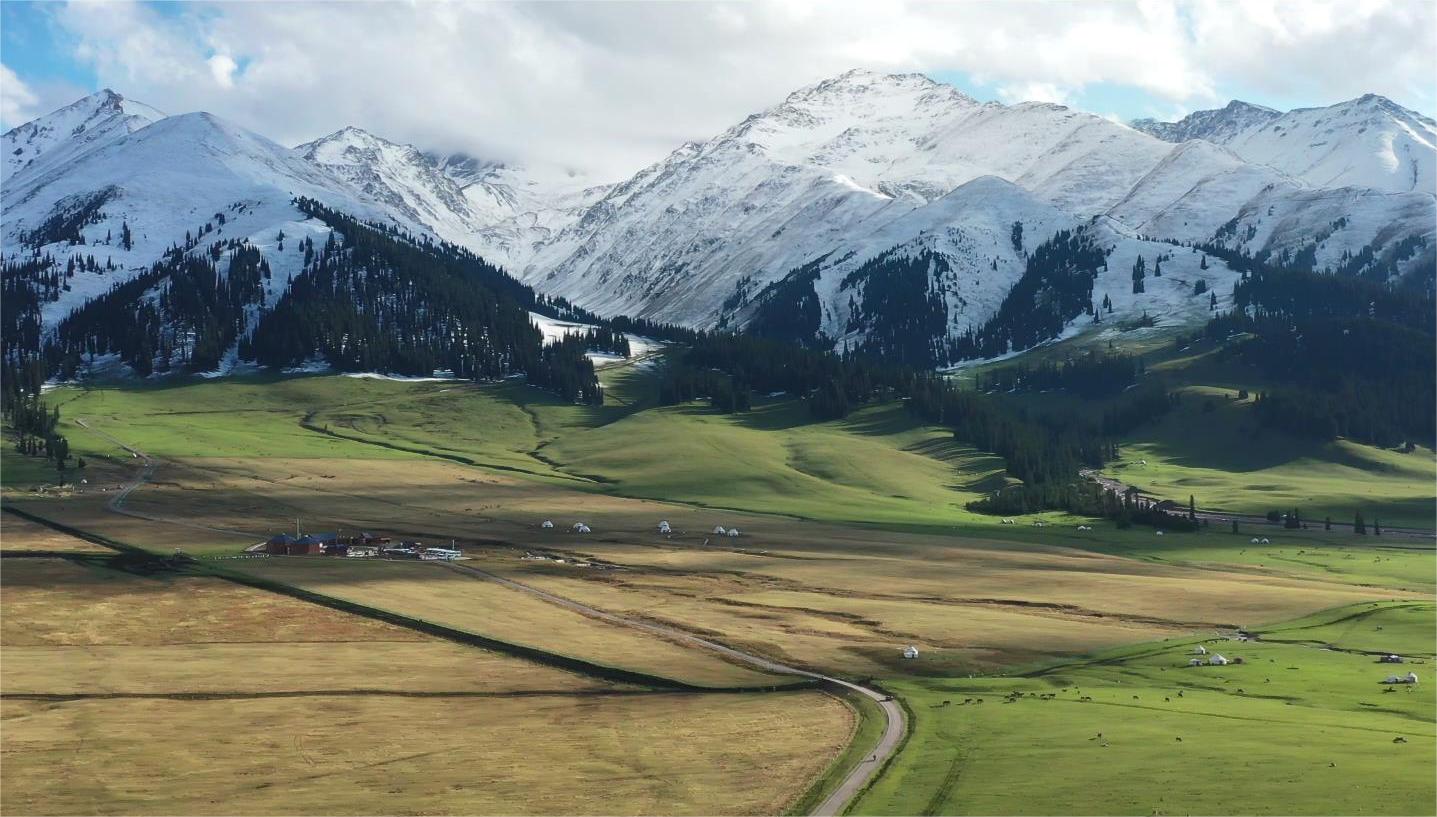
[442,562,905,816]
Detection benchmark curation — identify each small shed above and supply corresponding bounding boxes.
[902,645,920,659]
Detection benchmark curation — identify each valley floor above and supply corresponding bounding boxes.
[1,360,1432,815]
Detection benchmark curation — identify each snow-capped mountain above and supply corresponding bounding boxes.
[297,126,482,247]
[4,73,1433,377]
[293,127,606,268]
[1131,100,1280,145]
[2,89,165,185]
[520,69,1433,351]
[1134,95,1437,194]
[1,110,398,331]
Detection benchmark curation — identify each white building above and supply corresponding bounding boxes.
[1209,654,1229,666]
[347,546,379,558]
[712,525,727,535]
[726,528,740,537]
[902,646,920,659]
[541,520,554,529]
[657,520,672,534]
[420,547,461,561]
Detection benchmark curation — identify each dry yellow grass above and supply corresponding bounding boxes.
[1,558,853,815]
[228,557,795,688]
[2,691,849,816]
[0,514,111,553]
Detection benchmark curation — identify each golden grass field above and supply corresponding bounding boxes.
[0,514,112,553]
[0,557,852,816]
[227,557,795,688]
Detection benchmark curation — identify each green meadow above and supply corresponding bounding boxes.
[855,601,1436,816]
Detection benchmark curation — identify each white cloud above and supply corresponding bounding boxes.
[998,82,1070,106]
[207,54,238,89]
[0,64,42,130]
[30,0,1437,180]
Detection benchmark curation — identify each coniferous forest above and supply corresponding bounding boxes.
[1201,263,1435,447]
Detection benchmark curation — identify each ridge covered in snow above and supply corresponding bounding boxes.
[4,73,1434,376]
[1133,95,1437,194]
[517,69,1433,351]
[3,89,166,185]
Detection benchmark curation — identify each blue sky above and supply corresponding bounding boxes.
[3,1,1432,177]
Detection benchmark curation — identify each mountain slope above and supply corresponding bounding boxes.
[2,110,394,332]
[1134,95,1437,194]
[1131,100,1279,144]
[2,89,166,184]
[298,127,481,247]
[525,70,1433,342]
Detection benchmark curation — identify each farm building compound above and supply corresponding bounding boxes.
[264,531,390,556]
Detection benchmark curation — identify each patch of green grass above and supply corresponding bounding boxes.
[542,398,1010,526]
[0,438,63,488]
[855,602,1435,815]
[1108,385,1435,529]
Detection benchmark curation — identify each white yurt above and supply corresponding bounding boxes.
[541,520,555,529]
[658,520,672,534]
[1209,654,1229,666]
[902,645,920,659]
[726,528,740,537]
[712,525,727,535]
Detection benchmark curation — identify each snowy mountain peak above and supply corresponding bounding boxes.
[1131,99,1281,144]
[3,88,166,184]
[1133,94,1435,193]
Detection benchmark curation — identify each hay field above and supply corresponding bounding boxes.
[0,513,111,553]
[0,558,852,815]
[227,557,797,688]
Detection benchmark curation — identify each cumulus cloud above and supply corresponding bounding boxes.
[207,54,238,89]
[1,63,42,130]
[29,0,1437,179]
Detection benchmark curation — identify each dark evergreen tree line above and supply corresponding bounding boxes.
[1202,265,1435,447]
[977,350,1141,399]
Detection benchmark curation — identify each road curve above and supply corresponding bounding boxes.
[74,418,263,539]
[442,562,904,816]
